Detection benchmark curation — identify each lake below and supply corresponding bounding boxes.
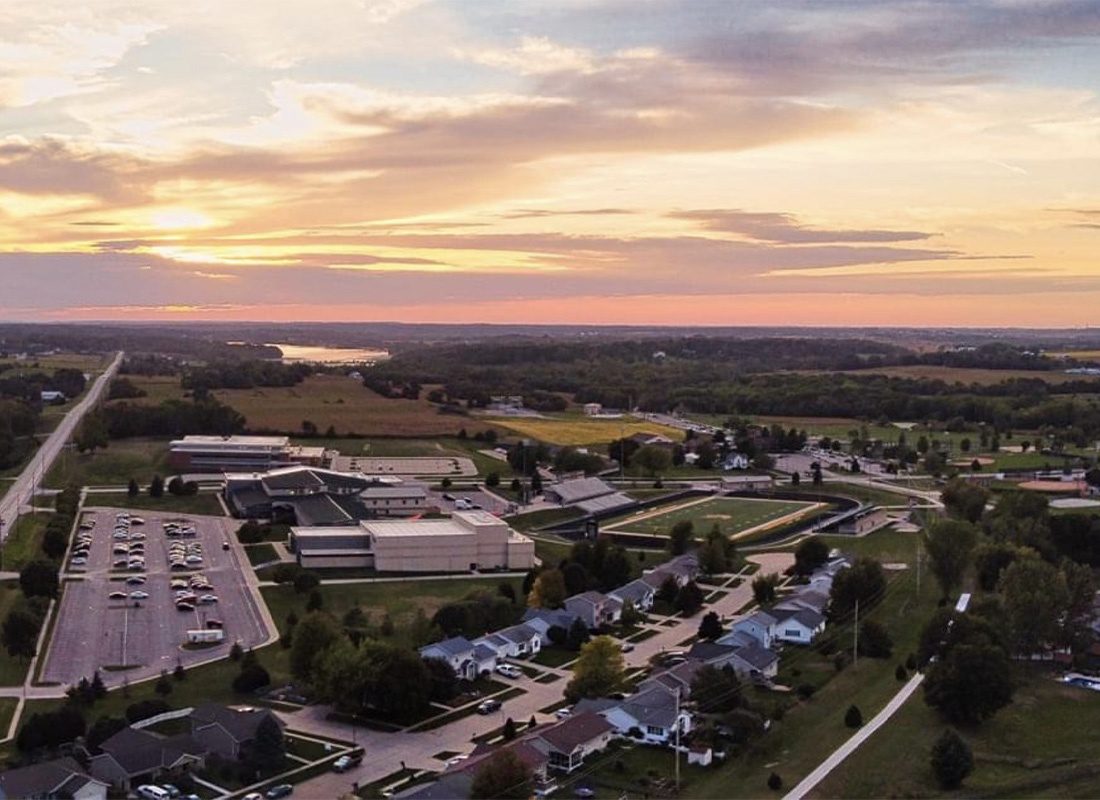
[267,343,390,364]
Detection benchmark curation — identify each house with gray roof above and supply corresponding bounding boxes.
[577,687,692,746]
[608,579,656,612]
[189,704,284,760]
[527,712,615,773]
[643,553,699,589]
[726,610,778,649]
[775,588,830,616]
[637,660,705,699]
[772,608,826,644]
[474,624,541,659]
[419,636,496,680]
[0,756,107,800]
[564,591,622,630]
[521,607,582,644]
[88,727,206,791]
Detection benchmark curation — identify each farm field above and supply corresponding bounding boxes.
[603,496,818,539]
[261,576,525,649]
[0,352,108,373]
[840,364,1088,386]
[486,415,683,446]
[815,674,1100,798]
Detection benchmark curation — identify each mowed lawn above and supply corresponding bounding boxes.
[261,576,525,647]
[44,437,173,489]
[815,675,1100,799]
[604,496,816,538]
[486,416,683,447]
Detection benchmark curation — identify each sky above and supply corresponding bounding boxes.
[1,0,1099,326]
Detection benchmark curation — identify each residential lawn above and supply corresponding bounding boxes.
[44,438,172,489]
[245,543,279,566]
[261,577,525,647]
[0,584,34,686]
[3,514,51,571]
[0,698,17,736]
[531,646,578,668]
[485,416,684,447]
[815,673,1100,798]
[89,492,225,516]
[603,496,819,539]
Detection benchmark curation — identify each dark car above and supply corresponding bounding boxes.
[265,785,293,799]
[477,699,501,715]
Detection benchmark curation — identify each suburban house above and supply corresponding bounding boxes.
[721,452,750,470]
[686,641,779,680]
[564,591,623,630]
[772,608,827,644]
[642,553,700,589]
[576,687,693,746]
[608,578,657,612]
[475,624,542,659]
[189,704,285,761]
[637,660,705,700]
[521,608,583,644]
[629,432,675,447]
[88,727,206,791]
[527,712,615,773]
[726,610,778,649]
[0,757,107,800]
[774,588,830,616]
[419,636,497,680]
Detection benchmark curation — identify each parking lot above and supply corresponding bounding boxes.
[42,506,271,689]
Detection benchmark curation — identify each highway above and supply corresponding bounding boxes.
[0,351,123,539]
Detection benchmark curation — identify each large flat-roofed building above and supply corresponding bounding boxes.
[168,435,328,472]
[289,511,535,573]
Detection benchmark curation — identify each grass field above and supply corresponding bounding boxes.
[485,415,683,446]
[3,514,50,571]
[790,481,914,507]
[245,543,279,566]
[261,576,525,648]
[815,674,1100,798]
[44,438,172,489]
[603,496,818,539]
[0,353,107,374]
[840,364,1088,386]
[88,492,225,516]
[0,585,34,686]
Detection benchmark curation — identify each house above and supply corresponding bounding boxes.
[577,687,692,746]
[637,660,705,700]
[774,588,830,616]
[528,712,615,773]
[40,390,67,404]
[475,624,542,659]
[419,636,497,680]
[0,756,108,800]
[88,727,206,791]
[189,704,285,761]
[772,608,826,644]
[629,432,675,447]
[642,553,699,589]
[608,579,656,613]
[564,591,622,629]
[521,608,582,644]
[686,641,779,680]
[582,403,603,416]
[686,641,742,670]
[726,610,778,650]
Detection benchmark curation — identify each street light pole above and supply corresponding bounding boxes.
[674,687,681,791]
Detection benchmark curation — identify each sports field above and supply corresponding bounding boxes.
[487,416,683,446]
[604,496,820,539]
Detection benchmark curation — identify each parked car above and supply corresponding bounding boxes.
[495,664,522,679]
[108,591,127,600]
[620,642,635,653]
[333,752,363,772]
[477,699,501,715]
[265,784,293,799]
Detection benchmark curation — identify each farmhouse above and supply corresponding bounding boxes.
[169,435,328,472]
[288,510,536,572]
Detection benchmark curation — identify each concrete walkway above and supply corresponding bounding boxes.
[783,672,926,800]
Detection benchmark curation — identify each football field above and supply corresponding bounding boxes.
[603,495,821,539]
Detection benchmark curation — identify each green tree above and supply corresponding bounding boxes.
[923,519,978,599]
[470,749,532,800]
[74,412,109,454]
[973,541,1029,592]
[632,444,672,476]
[752,573,779,605]
[691,665,742,713]
[844,705,863,728]
[249,714,286,773]
[565,636,626,702]
[668,520,694,556]
[793,537,829,576]
[858,620,893,659]
[1,609,40,659]
[998,557,1069,656]
[829,558,886,615]
[674,581,705,617]
[924,637,1013,724]
[566,617,591,651]
[289,611,343,682]
[127,478,139,497]
[698,610,723,641]
[485,472,500,488]
[930,729,974,789]
[155,671,172,696]
[148,474,164,498]
[19,561,59,599]
[941,478,990,523]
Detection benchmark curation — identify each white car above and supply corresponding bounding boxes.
[130,591,149,600]
[495,664,522,679]
[108,591,127,600]
[199,594,218,604]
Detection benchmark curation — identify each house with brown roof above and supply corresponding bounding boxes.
[0,756,108,800]
[527,712,614,773]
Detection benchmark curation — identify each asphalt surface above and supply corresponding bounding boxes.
[0,351,122,536]
[42,506,269,688]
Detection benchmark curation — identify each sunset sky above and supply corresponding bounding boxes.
[2,0,1099,326]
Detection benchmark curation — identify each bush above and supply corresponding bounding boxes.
[896,664,908,681]
[930,729,974,789]
[796,683,815,700]
[845,705,863,728]
[125,699,172,724]
[833,652,850,672]
[767,772,783,791]
[233,663,272,694]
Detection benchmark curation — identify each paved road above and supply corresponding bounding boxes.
[784,672,926,800]
[0,351,123,537]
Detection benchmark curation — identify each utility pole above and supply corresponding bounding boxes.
[916,541,922,596]
[853,599,859,666]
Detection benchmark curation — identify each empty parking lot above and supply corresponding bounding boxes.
[42,506,271,689]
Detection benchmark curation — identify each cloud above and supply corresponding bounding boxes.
[0,138,149,202]
[455,35,596,75]
[669,209,933,244]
